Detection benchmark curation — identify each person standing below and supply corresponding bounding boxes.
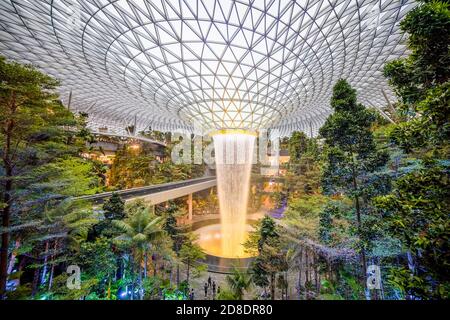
[208,276,212,287]
[204,282,208,298]
[212,281,216,297]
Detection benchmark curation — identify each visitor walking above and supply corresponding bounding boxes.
[208,276,212,287]
[217,286,221,295]
[212,281,216,296]
[204,282,208,298]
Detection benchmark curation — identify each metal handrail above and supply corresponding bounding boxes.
[75,176,216,203]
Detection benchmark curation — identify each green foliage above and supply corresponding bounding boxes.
[249,216,287,299]
[45,199,98,250]
[320,80,389,197]
[384,1,450,105]
[374,160,450,299]
[225,267,252,300]
[387,267,448,300]
[318,202,346,245]
[285,133,321,197]
[163,205,187,255]
[31,157,104,197]
[48,274,99,300]
[318,279,345,300]
[388,82,450,152]
[319,79,390,274]
[108,142,203,189]
[103,193,125,220]
[0,56,105,298]
[217,287,239,300]
[179,238,206,282]
[74,237,117,299]
[258,216,278,253]
[284,194,329,240]
[111,200,169,299]
[384,0,450,152]
[178,239,205,263]
[377,0,450,299]
[250,256,270,289]
[288,131,309,163]
[113,200,165,253]
[94,193,126,238]
[143,275,170,300]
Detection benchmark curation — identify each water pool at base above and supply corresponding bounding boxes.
[194,223,256,259]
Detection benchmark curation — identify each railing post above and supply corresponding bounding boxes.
[188,193,193,221]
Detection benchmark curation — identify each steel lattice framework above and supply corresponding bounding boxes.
[0,0,416,135]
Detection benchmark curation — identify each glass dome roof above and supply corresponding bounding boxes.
[0,0,416,135]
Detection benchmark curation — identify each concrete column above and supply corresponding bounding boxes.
[188,193,193,221]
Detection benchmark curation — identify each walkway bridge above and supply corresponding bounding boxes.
[76,176,217,219]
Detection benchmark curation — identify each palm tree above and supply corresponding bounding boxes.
[225,267,252,300]
[113,202,165,300]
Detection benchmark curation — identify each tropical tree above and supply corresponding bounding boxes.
[249,216,286,300]
[163,205,187,286]
[113,200,165,300]
[374,161,450,299]
[225,267,252,300]
[103,193,125,221]
[0,56,100,299]
[258,216,278,253]
[373,0,450,300]
[250,257,270,299]
[288,131,309,164]
[94,193,125,238]
[74,237,117,300]
[179,238,206,284]
[383,0,450,152]
[319,79,390,280]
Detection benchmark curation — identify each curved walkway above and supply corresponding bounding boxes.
[90,131,167,147]
[76,176,216,205]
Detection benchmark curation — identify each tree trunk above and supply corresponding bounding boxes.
[144,249,148,279]
[0,107,15,300]
[297,268,302,299]
[285,270,289,300]
[355,194,367,275]
[350,153,367,280]
[31,266,40,297]
[130,254,135,300]
[314,254,319,294]
[270,273,275,300]
[297,247,303,299]
[7,238,20,276]
[305,250,309,285]
[186,260,190,284]
[40,241,50,286]
[0,195,11,300]
[138,261,143,300]
[48,240,59,290]
[406,251,415,274]
[176,263,180,287]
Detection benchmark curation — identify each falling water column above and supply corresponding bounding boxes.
[213,130,256,258]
